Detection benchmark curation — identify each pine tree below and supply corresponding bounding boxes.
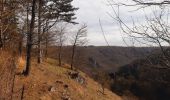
[24,0,78,75]
[36,0,78,64]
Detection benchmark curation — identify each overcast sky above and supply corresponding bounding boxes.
[72,0,165,46]
[72,0,125,46]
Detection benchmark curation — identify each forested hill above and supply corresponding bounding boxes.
[112,48,170,100]
[48,46,159,75]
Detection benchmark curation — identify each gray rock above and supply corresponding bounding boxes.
[48,86,56,92]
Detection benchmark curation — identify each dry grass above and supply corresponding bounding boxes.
[0,51,11,65]
[0,51,15,99]
[14,58,122,100]
[16,56,26,74]
[0,51,122,100]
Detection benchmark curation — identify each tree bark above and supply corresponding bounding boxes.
[37,0,42,64]
[0,0,4,48]
[23,0,36,76]
[71,45,76,70]
[21,85,25,100]
[44,21,49,59]
[58,45,62,67]
[0,36,3,48]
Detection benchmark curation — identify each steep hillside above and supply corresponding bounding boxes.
[112,48,170,100]
[13,58,122,100]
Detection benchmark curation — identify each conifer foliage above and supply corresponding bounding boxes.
[0,0,78,76]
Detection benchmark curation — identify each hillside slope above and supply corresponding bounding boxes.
[14,58,122,100]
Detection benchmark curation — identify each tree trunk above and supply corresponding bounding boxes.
[21,85,25,100]
[0,0,4,49]
[71,45,76,70]
[44,21,49,59]
[23,0,36,76]
[58,45,62,67]
[37,0,42,64]
[45,36,48,58]
[0,36,3,48]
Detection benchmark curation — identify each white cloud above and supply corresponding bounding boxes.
[72,0,122,46]
[72,0,165,46]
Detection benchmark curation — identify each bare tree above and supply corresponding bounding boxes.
[0,0,19,49]
[109,0,170,69]
[23,0,36,76]
[35,0,78,64]
[37,0,42,64]
[70,24,87,70]
[56,25,67,67]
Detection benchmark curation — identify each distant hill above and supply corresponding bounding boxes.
[48,46,158,76]
[112,48,170,100]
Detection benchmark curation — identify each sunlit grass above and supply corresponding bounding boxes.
[16,56,26,73]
